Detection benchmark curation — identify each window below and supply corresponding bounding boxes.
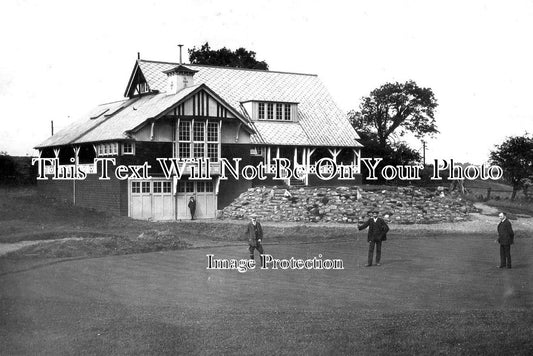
[142,182,150,193]
[178,143,190,159]
[152,181,171,193]
[178,181,194,193]
[207,122,218,142]
[193,121,204,141]
[177,120,220,161]
[255,102,293,121]
[96,143,119,157]
[207,144,218,162]
[284,104,291,121]
[122,142,134,155]
[193,143,204,158]
[197,181,205,192]
[205,181,214,192]
[179,121,191,141]
[132,182,141,193]
[258,103,265,120]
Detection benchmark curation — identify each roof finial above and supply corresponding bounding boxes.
[137,52,140,60]
[178,44,183,65]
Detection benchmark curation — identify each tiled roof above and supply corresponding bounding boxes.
[36,85,201,147]
[138,60,361,147]
[37,60,361,149]
[250,122,309,145]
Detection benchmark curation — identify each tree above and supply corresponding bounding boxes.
[490,134,533,200]
[349,81,439,148]
[188,42,268,70]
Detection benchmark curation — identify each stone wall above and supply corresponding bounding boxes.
[220,186,477,224]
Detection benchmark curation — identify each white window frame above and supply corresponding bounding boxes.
[96,142,119,157]
[256,102,293,122]
[122,142,135,155]
[177,119,220,162]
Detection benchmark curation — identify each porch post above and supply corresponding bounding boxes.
[352,148,361,174]
[267,146,271,174]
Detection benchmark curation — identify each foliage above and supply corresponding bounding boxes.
[188,42,269,70]
[0,154,16,182]
[490,134,533,200]
[349,81,438,148]
[359,137,422,184]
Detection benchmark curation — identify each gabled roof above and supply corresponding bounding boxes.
[36,84,250,148]
[37,59,362,149]
[137,60,361,147]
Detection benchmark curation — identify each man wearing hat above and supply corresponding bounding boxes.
[246,214,264,260]
[358,210,389,267]
[496,211,514,269]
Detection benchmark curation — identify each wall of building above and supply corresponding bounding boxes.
[120,142,173,176]
[218,144,252,209]
[74,173,123,215]
[221,121,250,144]
[134,120,173,142]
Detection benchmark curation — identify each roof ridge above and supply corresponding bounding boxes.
[139,59,318,77]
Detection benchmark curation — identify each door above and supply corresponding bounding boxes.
[129,179,175,220]
[176,180,216,219]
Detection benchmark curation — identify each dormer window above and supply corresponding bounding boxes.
[253,101,296,122]
[258,103,265,119]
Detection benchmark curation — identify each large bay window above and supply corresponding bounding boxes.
[176,119,220,162]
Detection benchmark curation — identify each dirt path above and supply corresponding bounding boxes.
[0,238,86,257]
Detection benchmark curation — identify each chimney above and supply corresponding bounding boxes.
[178,44,183,64]
[163,65,197,95]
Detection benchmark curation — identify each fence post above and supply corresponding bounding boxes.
[486,187,491,201]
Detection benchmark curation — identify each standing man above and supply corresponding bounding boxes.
[497,212,514,269]
[188,196,196,220]
[246,214,264,260]
[358,210,389,267]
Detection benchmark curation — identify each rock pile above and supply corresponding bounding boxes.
[220,186,477,224]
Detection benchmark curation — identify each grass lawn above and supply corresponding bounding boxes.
[1,186,532,354]
[1,236,532,355]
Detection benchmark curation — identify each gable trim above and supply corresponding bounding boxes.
[127,84,255,135]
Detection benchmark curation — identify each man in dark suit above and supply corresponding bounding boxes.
[358,210,389,267]
[246,214,264,260]
[188,196,196,220]
[496,212,514,269]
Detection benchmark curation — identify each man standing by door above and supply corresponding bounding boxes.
[246,214,264,260]
[358,210,389,267]
[188,196,196,220]
[496,212,514,269]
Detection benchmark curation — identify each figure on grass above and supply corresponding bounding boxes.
[246,214,264,260]
[358,210,389,267]
[496,212,514,269]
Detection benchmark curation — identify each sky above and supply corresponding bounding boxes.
[0,0,532,164]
